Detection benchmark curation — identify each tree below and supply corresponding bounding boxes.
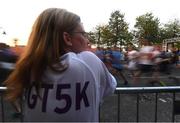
[163,19,180,38]
[91,24,114,47]
[94,25,105,47]
[87,26,104,47]
[134,13,160,44]
[108,10,130,47]
[98,24,114,47]
[88,10,132,48]
[87,31,96,44]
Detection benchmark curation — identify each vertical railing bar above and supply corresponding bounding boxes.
[137,93,139,122]
[172,92,175,122]
[1,94,5,122]
[117,92,120,122]
[20,96,24,122]
[155,93,158,122]
[99,105,101,121]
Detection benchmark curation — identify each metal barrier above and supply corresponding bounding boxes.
[1,86,180,122]
[115,86,180,122]
[0,87,7,122]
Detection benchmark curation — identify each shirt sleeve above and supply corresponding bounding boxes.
[99,62,117,100]
[77,51,117,101]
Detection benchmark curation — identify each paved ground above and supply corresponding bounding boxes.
[0,65,180,122]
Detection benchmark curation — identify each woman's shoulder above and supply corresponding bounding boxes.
[77,51,101,61]
[65,51,96,57]
[63,51,102,66]
[78,51,97,57]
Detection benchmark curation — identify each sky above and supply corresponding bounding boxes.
[0,0,180,46]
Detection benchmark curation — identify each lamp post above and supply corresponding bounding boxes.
[13,38,18,47]
[0,27,7,44]
[97,28,101,47]
[0,27,6,35]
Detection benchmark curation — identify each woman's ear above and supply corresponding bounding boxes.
[63,32,72,46]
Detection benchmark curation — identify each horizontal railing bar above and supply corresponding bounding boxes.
[0,62,15,70]
[0,87,7,92]
[128,76,180,79]
[1,86,180,93]
[115,86,180,94]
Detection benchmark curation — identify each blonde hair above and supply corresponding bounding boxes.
[5,8,80,101]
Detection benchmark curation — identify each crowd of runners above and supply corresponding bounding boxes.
[94,40,180,85]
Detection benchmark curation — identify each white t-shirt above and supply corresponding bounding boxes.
[23,51,117,122]
[139,46,154,65]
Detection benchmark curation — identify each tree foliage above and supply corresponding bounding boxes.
[89,10,132,48]
[87,11,180,49]
[108,10,131,47]
[163,19,180,38]
[134,13,160,44]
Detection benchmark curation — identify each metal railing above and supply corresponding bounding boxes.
[115,86,180,122]
[0,87,7,122]
[1,86,180,122]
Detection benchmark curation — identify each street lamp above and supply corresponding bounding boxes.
[0,27,7,45]
[0,27,6,35]
[13,38,18,47]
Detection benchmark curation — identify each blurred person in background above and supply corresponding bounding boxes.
[133,39,156,84]
[104,47,113,70]
[95,46,105,62]
[125,49,139,77]
[0,43,21,117]
[111,46,129,85]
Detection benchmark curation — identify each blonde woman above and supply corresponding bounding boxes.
[4,8,116,122]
